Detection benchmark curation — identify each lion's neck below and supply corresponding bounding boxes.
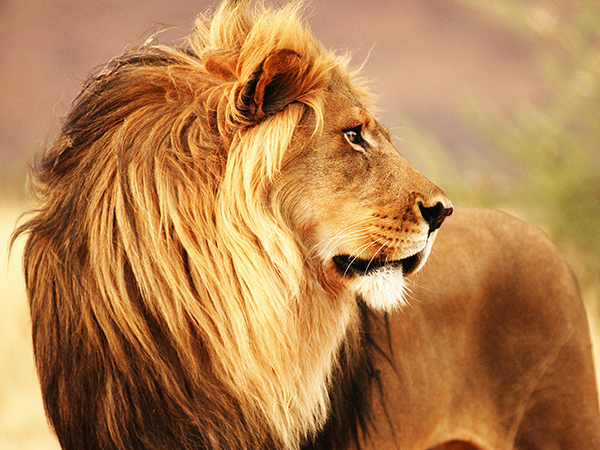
[302,304,381,450]
[225,286,361,449]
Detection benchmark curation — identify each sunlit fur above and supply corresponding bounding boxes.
[351,266,408,311]
[13,1,599,446]
[14,2,376,449]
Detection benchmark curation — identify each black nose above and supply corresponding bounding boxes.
[419,201,453,233]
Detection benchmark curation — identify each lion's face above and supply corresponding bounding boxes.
[282,76,453,311]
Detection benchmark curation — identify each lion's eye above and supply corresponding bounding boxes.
[344,126,366,148]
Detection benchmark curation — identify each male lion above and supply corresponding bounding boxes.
[15,1,600,449]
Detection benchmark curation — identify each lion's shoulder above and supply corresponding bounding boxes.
[413,207,584,341]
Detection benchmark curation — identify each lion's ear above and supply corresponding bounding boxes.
[237,49,313,122]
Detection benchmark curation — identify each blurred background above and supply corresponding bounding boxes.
[1,0,599,448]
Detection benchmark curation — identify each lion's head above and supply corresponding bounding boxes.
[16,1,451,449]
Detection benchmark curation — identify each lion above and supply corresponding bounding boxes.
[14,1,600,449]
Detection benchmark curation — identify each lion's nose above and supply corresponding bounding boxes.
[418,201,453,234]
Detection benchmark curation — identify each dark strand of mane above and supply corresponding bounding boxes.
[46,50,191,176]
[304,305,394,450]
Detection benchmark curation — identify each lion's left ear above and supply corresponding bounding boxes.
[236,49,313,123]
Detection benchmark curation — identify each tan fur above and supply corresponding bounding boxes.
[363,208,600,449]
[14,1,600,450]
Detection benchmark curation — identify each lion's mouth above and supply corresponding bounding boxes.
[332,250,423,278]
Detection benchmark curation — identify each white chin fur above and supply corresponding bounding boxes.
[348,266,407,312]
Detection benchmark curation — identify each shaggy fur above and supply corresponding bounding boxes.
[15,1,600,449]
[16,1,385,449]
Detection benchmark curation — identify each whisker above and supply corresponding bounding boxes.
[309,221,369,254]
[405,273,436,296]
[305,229,365,263]
[364,238,391,273]
[344,238,388,276]
[342,239,381,277]
[385,236,400,261]
[306,218,373,261]
[401,288,419,308]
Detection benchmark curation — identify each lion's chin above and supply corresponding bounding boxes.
[334,240,434,312]
[351,265,409,312]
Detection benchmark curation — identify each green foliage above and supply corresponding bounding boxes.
[405,1,600,295]
[463,0,600,291]
[464,0,600,290]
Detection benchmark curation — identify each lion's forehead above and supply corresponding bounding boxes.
[326,75,370,110]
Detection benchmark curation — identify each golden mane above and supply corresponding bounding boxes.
[16,1,600,449]
[16,1,371,449]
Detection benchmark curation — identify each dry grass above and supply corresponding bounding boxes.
[1,201,599,447]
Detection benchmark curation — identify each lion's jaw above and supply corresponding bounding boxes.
[331,230,438,311]
[309,227,439,312]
